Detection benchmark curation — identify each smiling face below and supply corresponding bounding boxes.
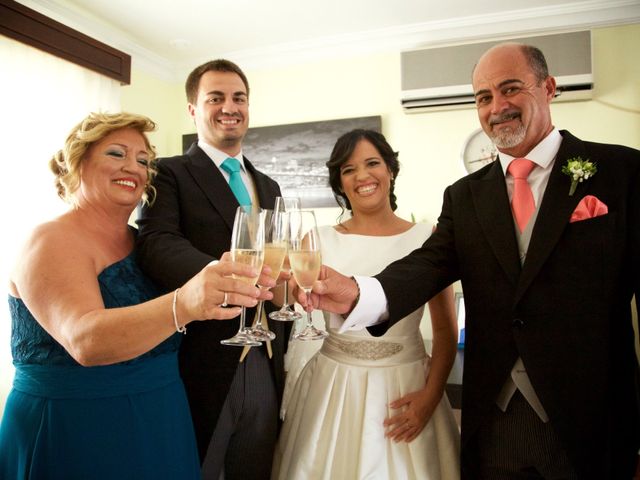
[78,128,150,209]
[339,139,395,215]
[472,44,556,158]
[188,70,249,156]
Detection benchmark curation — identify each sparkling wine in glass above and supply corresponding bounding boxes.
[221,207,265,346]
[289,210,328,341]
[269,197,303,322]
[249,209,288,341]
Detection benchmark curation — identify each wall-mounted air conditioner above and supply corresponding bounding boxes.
[401,31,593,112]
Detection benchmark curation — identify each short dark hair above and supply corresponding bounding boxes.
[185,59,250,104]
[520,44,549,83]
[326,129,400,213]
[471,43,550,84]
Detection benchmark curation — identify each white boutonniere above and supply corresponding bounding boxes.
[561,157,597,196]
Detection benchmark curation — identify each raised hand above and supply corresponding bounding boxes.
[179,254,273,322]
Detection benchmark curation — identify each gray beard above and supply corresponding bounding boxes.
[490,123,527,149]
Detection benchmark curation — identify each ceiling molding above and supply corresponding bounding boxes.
[19,0,640,82]
[214,0,640,72]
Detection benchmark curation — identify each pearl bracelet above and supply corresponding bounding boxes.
[172,288,187,334]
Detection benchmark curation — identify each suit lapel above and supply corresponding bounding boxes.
[514,131,588,303]
[244,157,276,210]
[184,144,238,231]
[470,162,521,285]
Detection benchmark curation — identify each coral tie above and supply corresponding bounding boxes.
[221,157,252,207]
[508,158,536,232]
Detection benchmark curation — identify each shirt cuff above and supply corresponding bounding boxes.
[333,276,388,333]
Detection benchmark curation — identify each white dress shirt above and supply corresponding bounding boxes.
[198,140,259,207]
[498,130,560,222]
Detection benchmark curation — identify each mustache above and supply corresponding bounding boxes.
[489,111,520,126]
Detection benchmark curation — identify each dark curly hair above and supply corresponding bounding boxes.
[326,129,400,214]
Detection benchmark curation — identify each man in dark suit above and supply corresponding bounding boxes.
[136,59,286,480]
[305,43,640,478]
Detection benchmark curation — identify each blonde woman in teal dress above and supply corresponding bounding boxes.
[0,112,273,479]
[273,130,460,479]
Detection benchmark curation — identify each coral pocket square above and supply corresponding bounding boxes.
[570,195,608,223]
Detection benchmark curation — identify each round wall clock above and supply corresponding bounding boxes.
[461,128,498,174]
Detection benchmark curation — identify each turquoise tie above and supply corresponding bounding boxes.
[221,157,252,207]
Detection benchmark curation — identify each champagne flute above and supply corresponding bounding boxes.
[269,197,303,322]
[248,209,288,341]
[221,207,265,347]
[289,210,328,341]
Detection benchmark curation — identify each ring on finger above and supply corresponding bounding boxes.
[221,291,228,307]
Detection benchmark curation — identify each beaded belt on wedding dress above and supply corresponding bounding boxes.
[321,332,426,367]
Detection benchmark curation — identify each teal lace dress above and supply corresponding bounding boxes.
[0,253,200,479]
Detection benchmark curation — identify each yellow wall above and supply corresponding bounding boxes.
[120,69,184,158]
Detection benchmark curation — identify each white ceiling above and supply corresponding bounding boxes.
[20,0,640,81]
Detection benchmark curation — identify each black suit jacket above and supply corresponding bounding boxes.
[136,143,286,460]
[375,131,640,478]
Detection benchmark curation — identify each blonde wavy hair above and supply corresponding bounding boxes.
[49,112,158,205]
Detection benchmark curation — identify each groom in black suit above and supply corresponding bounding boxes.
[307,43,640,478]
[136,59,286,480]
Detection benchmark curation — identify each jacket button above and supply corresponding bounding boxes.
[512,318,524,328]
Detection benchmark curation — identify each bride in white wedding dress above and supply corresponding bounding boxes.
[272,130,460,480]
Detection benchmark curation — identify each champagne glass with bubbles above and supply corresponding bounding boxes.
[248,209,288,341]
[289,210,328,341]
[269,197,303,322]
[221,207,265,347]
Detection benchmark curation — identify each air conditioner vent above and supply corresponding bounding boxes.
[401,31,593,112]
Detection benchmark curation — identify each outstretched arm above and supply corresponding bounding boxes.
[12,227,273,367]
[296,265,360,315]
